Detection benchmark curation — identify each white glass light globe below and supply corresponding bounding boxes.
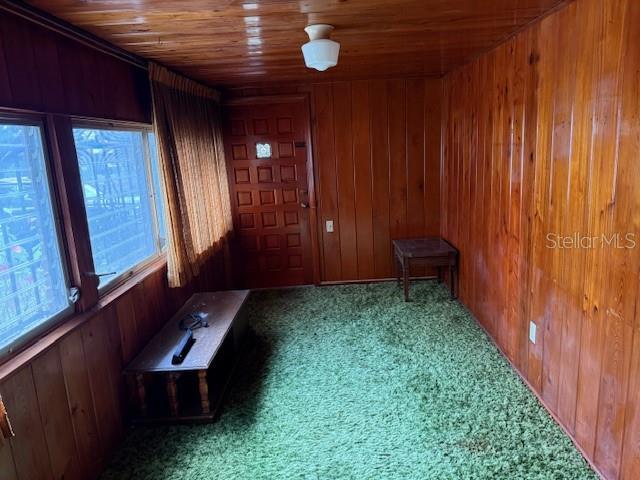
[301,39,340,71]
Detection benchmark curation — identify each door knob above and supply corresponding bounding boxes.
[300,202,309,208]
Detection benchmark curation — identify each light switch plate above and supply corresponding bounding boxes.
[326,220,334,233]
[529,321,537,344]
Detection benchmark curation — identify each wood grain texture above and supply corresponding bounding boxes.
[228,79,442,282]
[441,1,640,478]
[0,9,149,121]
[23,0,568,86]
[0,12,228,479]
[0,261,227,480]
[312,79,442,281]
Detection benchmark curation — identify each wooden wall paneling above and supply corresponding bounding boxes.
[485,54,499,339]
[406,79,426,277]
[28,26,66,113]
[313,84,341,281]
[132,282,155,345]
[574,0,625,459]
[351,80,375,280]
[333,83,358,280]
[424,83,441,235]
[115,290,140,365]
[621,325,640,479]
[461,65,473,312]
[442,1,639,478]
[388,80,408,243]
[463,60,478,325]
[555,0,597,432]
[0,367,54,480]
[57,35,94,115]
[0,15,41,109]
[31,347,83,480]
[104,305,128,422]
[619,2,640,477]
[81,313,122,460]
[59,330,102,478]
[516,26,538,376]
[0,9,149,122]
[140,269,168,335]
[0,23,11,106]
[593,1,636,477]
[503,35,523,365]
[524,9,556,394]
[541,0,577,414]
[405,79,426,239]
[369,80,392,278]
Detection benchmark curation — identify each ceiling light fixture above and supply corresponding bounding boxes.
[301,24,340,71]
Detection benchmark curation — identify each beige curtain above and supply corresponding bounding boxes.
[149,63,232,288]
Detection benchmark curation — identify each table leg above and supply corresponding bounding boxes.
[395,254,402,287]
[135,373,147,417]
[166,373,179,416]
[198,370,210,414]
[449,264,456,299]
[403,258,410,302]
[437,266,443,283]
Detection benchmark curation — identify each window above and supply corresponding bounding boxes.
[0,121,71,355]
[256,142,272,158]
[72,126,166,288]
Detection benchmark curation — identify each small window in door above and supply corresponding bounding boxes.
[256,143,271,159]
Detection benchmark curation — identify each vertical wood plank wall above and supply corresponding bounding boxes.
[0,262,225,480]
[313,79,442,282]
[0,10,227,480]
[441,1,639,479]
[0,10,150,122]
[227,79,443,283]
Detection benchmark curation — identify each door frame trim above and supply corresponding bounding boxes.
[222,93,321,286]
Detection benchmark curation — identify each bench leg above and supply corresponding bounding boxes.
[166,373,179,416]
[395,254,402,287]
[437,266,443,283]
[135,373,147,417]
[198,370,210,414]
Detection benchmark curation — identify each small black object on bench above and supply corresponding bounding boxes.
[172,313,209,365]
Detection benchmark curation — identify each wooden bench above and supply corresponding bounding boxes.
[124,290,250,422]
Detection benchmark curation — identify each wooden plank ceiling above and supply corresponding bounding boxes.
[25,0,568,87]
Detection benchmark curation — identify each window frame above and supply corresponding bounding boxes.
[70,118,166,295]
[0,113,75,358]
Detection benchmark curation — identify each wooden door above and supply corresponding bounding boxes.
[223,97,315,288]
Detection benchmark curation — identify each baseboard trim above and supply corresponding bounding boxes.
[320,275,437,286]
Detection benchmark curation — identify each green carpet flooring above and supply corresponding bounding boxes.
[102,282,597,479]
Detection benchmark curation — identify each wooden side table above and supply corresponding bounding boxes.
[393,237,459,301]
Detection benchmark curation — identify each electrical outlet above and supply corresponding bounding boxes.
[326,220,334,233]
[529,321,537,344]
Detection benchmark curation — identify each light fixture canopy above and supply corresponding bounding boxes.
[301,24,340,71]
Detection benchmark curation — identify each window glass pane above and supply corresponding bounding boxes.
[73,128,157,287]
[148,133,167,249]
[0,124,70,352]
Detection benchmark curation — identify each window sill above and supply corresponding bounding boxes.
[0,254,168,382]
